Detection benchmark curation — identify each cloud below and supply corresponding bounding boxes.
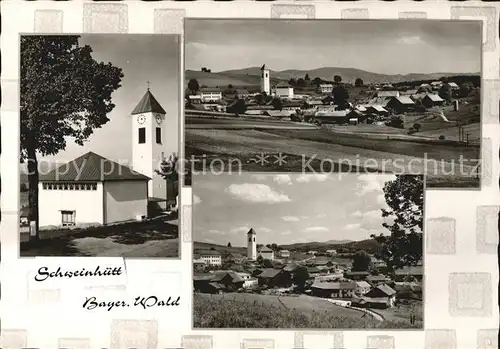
[258,227,272,233]
[225,183,291,203]
[350,210,381,221]
[252,174,267,181]
[356,174,393,196]
[344,223,362,230]
[207,229,225,235]
[398,35,423,45]
[304,226,329,233]
[231,226,250,234]
[296,174,329,183]
[316,213,327,218]
[281,230,292,236]
[193,195,202,205]
[273,174,293,185]
[282,216,300,222]
[377,194,386,204]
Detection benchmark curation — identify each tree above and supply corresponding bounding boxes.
[188,79,200,94]
[293,266,310,291]
[227,242,232,247]
[288,78,297,87]
[296,78,306,87]
[352,250,372,271]
[413,123,421,132]
[227,99,247,115]
[312,77,323,86]
[272,98,283,111]
[304,73,310,82]
[438,84,452,103]
[333,85,350,110]
[334,75,342,84]
[21,36,123,240]
[256,255,264,264]
[155,153,185,207]
[271,243,278,250]
[355,78,364,87]
[370,175,424,271]
[262,259,273,268]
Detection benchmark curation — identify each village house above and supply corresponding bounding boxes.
[224,252,245,264]
[282,263,299,273]
[258,246,275,260]
[314,110,349,125]
[235,272,259,289]
[326,249,337,256]
[355,281,371,295]
[235,89,251,99]
[281,100,303,111]
[279,249,290,258]
[305,99,323,109]
[306,250,318,256]
[193,257,207,271]
[200,87,223,102]
[306,266,321,278]
[197,249,222,266]
[364,284,397,308]
[344,271,370,281]
[272,82,294,99]
[193,273,223,294]
[385,96,416,114]
[421,93,445,108]
[370,257,387,269]
[431,81,443,90]
[394,265,423,282]
[447,82,460,90]
[319,84,334,94]
[377,90,400,98]
[347,109,368,124]
[38,151,150,227]
[211,271,245,291]
[257,268,291,288]
[366,274,389,286]
[310,281,357,299]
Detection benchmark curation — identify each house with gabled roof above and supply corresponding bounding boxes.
[39,151,150,227]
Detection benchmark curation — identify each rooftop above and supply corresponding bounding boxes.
[131,89,166,115]
[40,152,150,182]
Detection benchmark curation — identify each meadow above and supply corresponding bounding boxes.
[193,293,422,329]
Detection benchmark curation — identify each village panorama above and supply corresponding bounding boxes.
[184,19,481,188]
[192,173,424,329]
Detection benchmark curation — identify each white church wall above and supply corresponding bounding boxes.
[103,180,148,224]
[38,182,104,227]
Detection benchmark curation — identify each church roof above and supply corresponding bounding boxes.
[40,151,150,182]
[131,89,166,115]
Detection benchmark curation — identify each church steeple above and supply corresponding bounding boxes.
[131,88,166,115]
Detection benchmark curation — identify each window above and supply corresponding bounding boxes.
[138,127,146,144]
[61,210,75,227]
[155,127,162,144]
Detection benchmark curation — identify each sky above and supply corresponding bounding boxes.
[185,19,481,75]
[35,34,180,167]
[193,173,405,247]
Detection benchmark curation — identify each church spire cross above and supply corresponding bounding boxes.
[146,81,151,91]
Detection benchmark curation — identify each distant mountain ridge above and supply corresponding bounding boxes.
[186,66,479,86]
[216,66,479,84]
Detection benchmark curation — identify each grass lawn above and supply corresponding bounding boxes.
[20,214,179,257]
[185,145,382,174]
[375,300,423,327]
[194,292,421,329]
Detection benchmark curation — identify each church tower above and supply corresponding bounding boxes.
[247,228,257,260]
[260,64,270,95]
[131,87,170,207]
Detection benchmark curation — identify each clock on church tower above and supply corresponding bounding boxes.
[130,87,169,205]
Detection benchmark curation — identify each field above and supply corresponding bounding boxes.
[20,215,179,257]
[186,123,478,182]
[194,292,421,329]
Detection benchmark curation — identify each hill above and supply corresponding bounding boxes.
[187,66,479,86]
[194,238,380,255]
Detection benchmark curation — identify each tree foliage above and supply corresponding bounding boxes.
[333,85,350,110]
[293,265,310,291]
[370,175,424,271]
[21,35,123,239]
[334,75,342,84]
[188,79,200,94]
[352,250,372,271]
[355,78,364,87]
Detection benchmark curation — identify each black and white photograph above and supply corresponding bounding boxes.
[192,173,424,329]
[20,34,180,257]
[184,19,481,188]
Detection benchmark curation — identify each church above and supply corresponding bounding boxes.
[37,88,178,227]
